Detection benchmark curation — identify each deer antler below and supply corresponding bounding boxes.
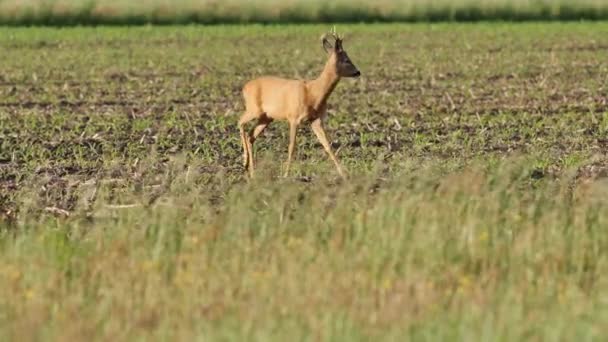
[330,26,342,40]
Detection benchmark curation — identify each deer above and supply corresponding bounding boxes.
[238,28,360,179]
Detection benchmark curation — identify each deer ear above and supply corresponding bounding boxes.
[322,38,333,53]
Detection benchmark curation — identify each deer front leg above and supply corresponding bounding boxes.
[284,121,298,177]
[311,118,346,179]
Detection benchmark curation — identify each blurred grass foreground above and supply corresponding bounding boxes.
[1,0,608,25]
[3,157,608,340]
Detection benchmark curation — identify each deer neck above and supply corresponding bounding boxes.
[307,58,340,111]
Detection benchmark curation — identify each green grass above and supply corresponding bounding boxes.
[2,0,608,25]
[1,23,608,340]
[3,160,608,341]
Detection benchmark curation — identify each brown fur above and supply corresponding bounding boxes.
[238,34,360,178]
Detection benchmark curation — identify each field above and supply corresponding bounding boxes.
[1,23,608,340]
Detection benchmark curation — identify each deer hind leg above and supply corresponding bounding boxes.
[247,116,272,173]
[238,111,260,176]
[251,116,272,142]
[311,118,347,179]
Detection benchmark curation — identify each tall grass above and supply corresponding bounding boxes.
[2,157,608,340]
[1,0,608,25]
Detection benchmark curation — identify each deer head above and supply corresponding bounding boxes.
[321,28,361,78]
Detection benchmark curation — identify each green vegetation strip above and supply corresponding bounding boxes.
[1,0,608,25]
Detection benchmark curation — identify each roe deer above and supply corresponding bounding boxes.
[238,28,360,179]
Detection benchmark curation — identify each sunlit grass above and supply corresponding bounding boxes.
[2,157,608,340]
